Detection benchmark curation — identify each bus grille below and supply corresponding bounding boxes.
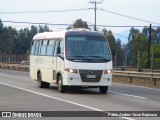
[79,70,103,82]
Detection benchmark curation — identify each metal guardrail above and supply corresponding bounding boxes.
[113,70,160,86]
[113,67,160,73]
[0,63,160,86]
[0,63,29,71]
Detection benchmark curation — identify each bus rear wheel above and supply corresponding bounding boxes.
[58,76,66,93]
[99,86,108,94]
[37,73,50,88]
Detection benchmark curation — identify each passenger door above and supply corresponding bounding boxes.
[52,40,64,83]
[56,40,64,72]
[52,41,59,83]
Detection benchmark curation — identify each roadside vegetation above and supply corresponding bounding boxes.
[0,19,160,69]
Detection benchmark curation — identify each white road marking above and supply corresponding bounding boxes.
[109,91,148,99]
[0,82,134,120]
[113,83,160,91]
[1,69,159,91]
[0,73,148,100]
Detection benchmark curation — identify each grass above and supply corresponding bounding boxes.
[113,75,160,89]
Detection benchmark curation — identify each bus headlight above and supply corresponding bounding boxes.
[104,70,112,74]
[65,68,78,73]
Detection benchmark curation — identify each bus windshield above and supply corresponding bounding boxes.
[66,35,111,63]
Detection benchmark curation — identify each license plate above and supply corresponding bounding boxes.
[87,75,96,78]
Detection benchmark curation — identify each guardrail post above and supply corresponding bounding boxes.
[130,76,132,83]
[153,78,156,86]
[0,54,1,63]
[13,54,15,63]
[18,54,19,63]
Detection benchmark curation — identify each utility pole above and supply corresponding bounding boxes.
[89,1,102,31]
[137,50,140,72]
[147,24,152,68]
[151,49,154,73]
[125,45,128,71]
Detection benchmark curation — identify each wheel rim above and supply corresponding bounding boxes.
[38,74,41,87]
[58,79,62,91]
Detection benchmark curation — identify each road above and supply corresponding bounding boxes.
[0,69,160,120]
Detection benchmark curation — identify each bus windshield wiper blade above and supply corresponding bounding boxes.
[68,56,92,61]
[68,55,111,62]
[69,55,85,58]
[88,56,111,62]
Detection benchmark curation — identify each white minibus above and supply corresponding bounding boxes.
[30,29,112,93]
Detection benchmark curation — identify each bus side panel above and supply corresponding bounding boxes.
[56,57,65,83]
[30,55,37,80]
[52,56,57,83]
[37,56,53,83]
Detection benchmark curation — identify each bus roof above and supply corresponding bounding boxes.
[33,29,104,40]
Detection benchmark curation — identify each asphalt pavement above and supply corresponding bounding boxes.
[0,69,160,120]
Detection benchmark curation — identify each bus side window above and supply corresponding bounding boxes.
[46,40,54,56]
[40,40,48,55]
[59,40,64,58]
[31,41,36,55]
[35,41,40,55]
[53,41,59,56]
[59,40,64,54]
[38,40,42,55]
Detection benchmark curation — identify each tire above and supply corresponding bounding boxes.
[58,75,66,93]
[99,86,108,94]
[37,73,50,88]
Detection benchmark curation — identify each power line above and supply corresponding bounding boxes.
[3,20,160,28]
[100,9,160,26]
[2,21,70,26]
[0,8,89,14]
[4,20,153,44]
[6,26,32,28]
[95,25,159,27]
[61,3,90,24]
[2,7,160,26]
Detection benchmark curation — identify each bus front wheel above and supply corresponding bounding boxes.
[58,76,66,93]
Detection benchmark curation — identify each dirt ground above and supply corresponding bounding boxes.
[113,75,160,89]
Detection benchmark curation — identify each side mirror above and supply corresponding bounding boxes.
[57,46,60,54]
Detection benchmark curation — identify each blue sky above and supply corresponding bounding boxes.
[1,0,160,43]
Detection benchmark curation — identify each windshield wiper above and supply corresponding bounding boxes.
[69,55,85,58]
[68,55,111,62]
[87,56,111,62]
[68,56,92,61]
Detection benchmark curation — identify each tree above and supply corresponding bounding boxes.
[0,22,159,69]
[43,24,50,32]
[0,26,18,54]
[116,38,125,66]
[37,24,50,33]
[72,19,89,29]
[0,19,3,54]
[0,19,3,32]
[16,28,30,54]
[151,44,160,69]
[102,28,124,66]
[127,28,148,67]
[127,26,160,69]
[102,28,116,54]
